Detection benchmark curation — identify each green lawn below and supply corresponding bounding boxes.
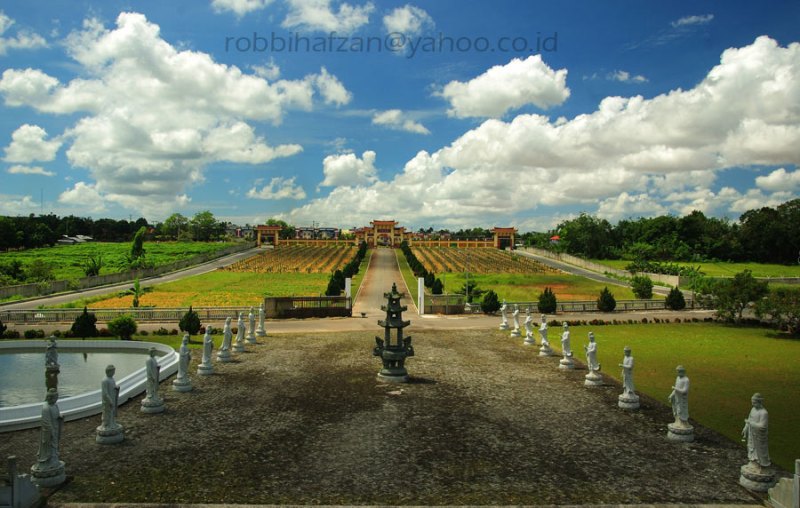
[396,248,419,302]
[543,322,800,471]
[591,259,800,278]
[1,241,241,281]
[438,273,639,302]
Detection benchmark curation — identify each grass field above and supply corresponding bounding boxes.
[0,241,240,281]
[62,249,375,309]
[548,322,800,471]
[591,259,800,278]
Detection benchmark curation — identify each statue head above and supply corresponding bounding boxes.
[226,316,231,324]
[623,346,631,356]
[563,322,569,329]
[206,326,213,336]
[149,347,157,357]
[105,364,116,377]
[751,393,764,408]
[588,331,595,342]
[676,365,686,376]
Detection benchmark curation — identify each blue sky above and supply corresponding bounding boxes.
[1,0,798,231]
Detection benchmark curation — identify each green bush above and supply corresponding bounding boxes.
[0,318,6,337]
[631,275,654,299]
[179,305,202,336]
[537,287,557,314]
[24,329,38,339]
[597,287,617,312]
[431,278,444,295]
[3,329,21,339]
[108,315,138,340]
[480,289,501,314]
[665,286,687,310]
[71,306,99,338]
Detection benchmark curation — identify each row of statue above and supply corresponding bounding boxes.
[499,302,777,492]
[30,307,268,488]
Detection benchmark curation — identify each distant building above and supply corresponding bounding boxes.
[57,235,93,245]
[295,227,339,240]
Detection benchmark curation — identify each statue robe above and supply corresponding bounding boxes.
[100,376,118,428]
[745,407,771,467]
[621,356,635,395]
[37,402,62,468]
[670,376,690,422]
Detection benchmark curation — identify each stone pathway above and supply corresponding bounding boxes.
[352,248,416,318]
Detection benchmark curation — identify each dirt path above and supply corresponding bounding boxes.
[352,248,415,318]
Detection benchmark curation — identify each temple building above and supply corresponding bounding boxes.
[353,220,408,247]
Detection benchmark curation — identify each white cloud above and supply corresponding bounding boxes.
[7,165,55,177]
[251,59,281,80]
[596,192,669,221]
[372,109,430,135]
[672,14,714,28]
[0,12,346,217]
[247,177,306,199]
[3,124,62,163]
[211,0,272,17]
[58,182,106,213]
[383,5,433,35]
[282,0,374,33]
[320,150,378,187]
[439,55,570,118]
[755,167,800,192]
[282,36,800,228]
[314,67,351,106]
[608,70,648,83]
[0,193,37,215]
[0,12,47,55]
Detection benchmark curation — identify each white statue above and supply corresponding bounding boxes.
[523,307,535,345]
[256,304,266,337]
[234,312,246,353]
[96,364,124,444]
[173,334,192,392]
[499,300,509,330]
[45,337,59,371]
[31,388,65,487]
[510,304,521,337]
[739,393,776,491]
[538,316,553,356]
[141,348,164,413]
[617,346,639,409]
[558,322,574,369]
[246,307,257,344]
[198,326,214,375]
[583,332,602,386]
[217,317,233,362]
[667,365,693,441]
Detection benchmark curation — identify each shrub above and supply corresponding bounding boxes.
[3,329,21,339]
[24,329,38,339]
[179,306,202,336]
[0,318,5,337]
[631,275,653,299]
[155,327,170,336]
[139,330,149,336]
[665,286,686,310]
[597,287,617,312]
[480,289,501,314]
[71,307,99,338]
[52,330,62,338]
[537,287,557,314]
[170,329,179,335]
[108,315,137,340]
[431,278,444,295]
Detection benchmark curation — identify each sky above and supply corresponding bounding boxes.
[0,0,799,231]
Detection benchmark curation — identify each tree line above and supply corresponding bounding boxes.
[521,199,800,264]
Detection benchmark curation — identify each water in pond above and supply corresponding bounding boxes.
[0,349,153,408]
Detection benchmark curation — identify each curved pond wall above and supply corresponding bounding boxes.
[0,340,178,432]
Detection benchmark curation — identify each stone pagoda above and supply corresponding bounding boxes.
[373,283,415,383]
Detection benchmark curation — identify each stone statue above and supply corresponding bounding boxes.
[583,332,602,386]
[233,312,246,353]
[558,322,574,369]
[141,347,164,413]
[198,325,214,375]
[45,337,59,370]
[498,300,509,330]
[256,304,267,337]
[217,317,233,362]
[96,364,124,444]
[246,307,257,344]
[30,388,65,487]
[739,393,776,492]
[617,346,639,409]
[539,315,553,356]
[523,307,535,345]
[510,304,521,337]
[667,365,693,441]
[173,334,192,392]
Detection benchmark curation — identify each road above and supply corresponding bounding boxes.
[0,246,262,310]
[352,247,416,318]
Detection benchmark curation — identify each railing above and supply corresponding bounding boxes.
[424,294,466,315]
[263,296,352,319]
[428,298,704,315]
[0,307,256,325]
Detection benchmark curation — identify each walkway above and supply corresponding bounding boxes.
[352,247,415,318]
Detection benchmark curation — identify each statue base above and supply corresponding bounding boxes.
[584,371,603,386]
[558,357,574,369]
[246,335,257,345]
[140,397,165,414]
[523,335,536,346]
[197,363,214,376]
[233,343,245,353]
[739,463,776,492]
[30,461,65,488]
[377,368,409,383]
[539,345,554,356]
[667,422,694,442]
[618,392,640,410]
[95,424,124,444]
[256,328,266,337]
[510,329,521,338]
[499,323,509,330]
[217,350,233,363]
[172,377,192,392]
